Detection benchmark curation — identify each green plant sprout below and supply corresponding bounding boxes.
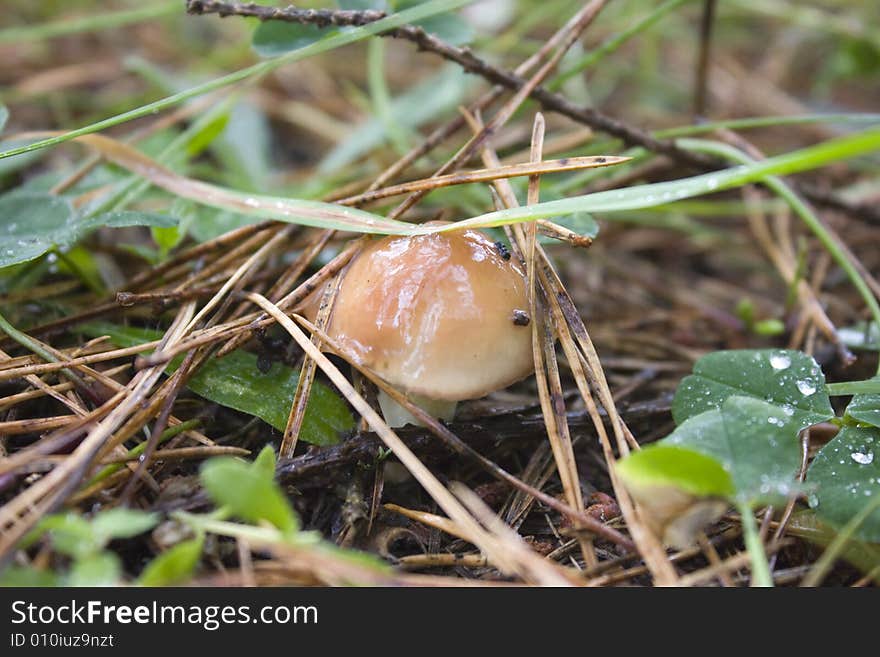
[618,349,880,586]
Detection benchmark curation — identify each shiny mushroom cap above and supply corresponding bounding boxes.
[317,226,534,402]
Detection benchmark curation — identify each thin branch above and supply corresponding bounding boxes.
[186,0,387,27]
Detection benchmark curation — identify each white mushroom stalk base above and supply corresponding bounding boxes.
[377,390,458,428]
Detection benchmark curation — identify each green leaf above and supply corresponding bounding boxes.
[201,456,298,534]
[56,244,106,294]
[398,0,473,45]
[33,509,157,560]
[252,22,332,58]
[808,425,880,542]
[80,322,354,445]
[90,508,159,543]
[0,192,75,268]
[186,110,230,158]
[0,193,180,269]
[138,535,204,586]
[213,102,272,192]
[151,224,184,258]
[253,445,277,480]
[753,319,786,336]
[66,553,121,587]
[79,322,163,349]
[616,444,735,498]
[37,513,101,559]
[187,350,353,445]
[665,396,805,504]
[415,13,473,45]
[847,392,880,429]
[672,349,834,430]
[0,566,58,587]
[616,444,732,548]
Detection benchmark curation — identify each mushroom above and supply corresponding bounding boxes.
[302,226,534,427]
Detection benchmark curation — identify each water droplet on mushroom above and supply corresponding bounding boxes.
[851,451,874,465]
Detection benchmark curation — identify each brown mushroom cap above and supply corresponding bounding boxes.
[318,227,534,401]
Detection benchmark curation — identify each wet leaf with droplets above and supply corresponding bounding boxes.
[808,425,880,542]
[672,349,834,430]
[845,386,880,430]
[0,193,177,269]
[0,192,73,267]
[664,396,806,505]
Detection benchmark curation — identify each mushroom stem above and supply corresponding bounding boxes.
[377,389,458,428]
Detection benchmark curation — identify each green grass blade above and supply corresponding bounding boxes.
[447,126,880,229]
[738,502,773,587]
[656,113,880,139]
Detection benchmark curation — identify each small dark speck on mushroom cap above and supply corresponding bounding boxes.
[493,241,511,260]
[513,309,530,326]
